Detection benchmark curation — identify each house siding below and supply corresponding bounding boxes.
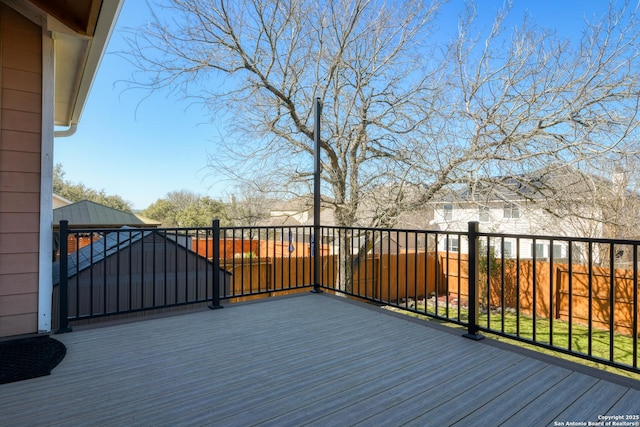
[0,4,42,337]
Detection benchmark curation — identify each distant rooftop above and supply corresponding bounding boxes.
[53,200,145,228]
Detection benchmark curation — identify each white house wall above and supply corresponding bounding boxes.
[434,233,571,261]
[433,201,605,237]
[430,201,584,260]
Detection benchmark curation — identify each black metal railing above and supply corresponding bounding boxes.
[316,222,639,374]
[55,219,639,374]
[54,221,223,331]
[54,220,318,331]
[471,227,640,375]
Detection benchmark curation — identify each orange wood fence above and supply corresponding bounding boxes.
[442,252,640,336]
[220,255,337,298]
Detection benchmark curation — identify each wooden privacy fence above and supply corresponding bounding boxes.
[192,238,331,259]
[556,266,640,336]
[442,252,640,336]
[221,255,337,297]
[192,238,259,259]
[351,252,445,301]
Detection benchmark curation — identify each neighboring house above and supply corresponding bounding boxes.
[0,1,123,337]
[261,196,336,227]
[264,195,436,255]
[53,193,72,209]
[134,214,162,228]
[260,197,338,254]
[429,165,635,261]
[356,182,435,230]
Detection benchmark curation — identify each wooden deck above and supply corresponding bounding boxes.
[2,293,639,426]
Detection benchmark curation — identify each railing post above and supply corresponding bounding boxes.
[55,220,72,334]
[464,221,484,340]
[311,96,323,294]
[209,219,223,310]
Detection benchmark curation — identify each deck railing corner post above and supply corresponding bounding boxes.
[209,219,223,310]
[464,221,484,340]
[55,220,72,334]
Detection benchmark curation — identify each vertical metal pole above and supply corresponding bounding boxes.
[312,97,323,293]
[56,220,72,333]
[464,221,484,340]
[209,219,223,309]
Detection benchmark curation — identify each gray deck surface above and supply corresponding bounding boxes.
[1,293,639,426]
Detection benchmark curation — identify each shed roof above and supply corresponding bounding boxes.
[52,228,231,286]
[53,200,145,228]
[52,228,149,285]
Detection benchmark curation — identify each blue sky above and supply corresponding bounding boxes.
[53,0,615,211]
[54,0,226,211]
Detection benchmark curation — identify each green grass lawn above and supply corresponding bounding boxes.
[384,302,640,381]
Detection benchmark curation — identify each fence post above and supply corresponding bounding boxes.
[464,221,484,340]
[55,220,72,334]
[209,219,223,310]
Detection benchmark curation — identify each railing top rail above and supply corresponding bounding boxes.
[59,220,640,247]
[318,224,468,236]
[220,225,315,232]
[478,229,640,246]
[58,225,213,234]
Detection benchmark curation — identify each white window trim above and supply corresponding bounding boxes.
[503,202,520,219]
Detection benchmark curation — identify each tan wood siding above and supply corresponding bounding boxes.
[0,4,43,337]
[2,88,41,112]
[0,170,41,192]
[0,192,39,212]
[0,212,40,233]
[0,129,40,152]
[0,312,37,336]
[1,67,41,92]
[0,272,38,294]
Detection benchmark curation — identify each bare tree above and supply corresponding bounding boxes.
[124,1,640,234]
[224,179,274,226]
[405,2,640,211]
[124,0,444,228]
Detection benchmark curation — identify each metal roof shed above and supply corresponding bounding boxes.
[52,228,231,326]
[53,200,148,229]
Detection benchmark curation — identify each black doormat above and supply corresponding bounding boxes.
[0,336,66,385]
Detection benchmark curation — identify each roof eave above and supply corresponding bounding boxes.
[55,0,124,129]
[3,0,125,129]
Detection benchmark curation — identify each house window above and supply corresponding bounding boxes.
[503,203,520,219]
[502,241,513,258]
[532,243,545,258]
[553,244,564,259]
[448,236,459,252]
[478,206,490,222]
[443,204,453,221]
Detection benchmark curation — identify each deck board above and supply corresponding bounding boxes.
[450,364,574,426]
[498,372,601,426]
[609,388,640,415]
[1,293,638,426]
[552,380,633,423]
